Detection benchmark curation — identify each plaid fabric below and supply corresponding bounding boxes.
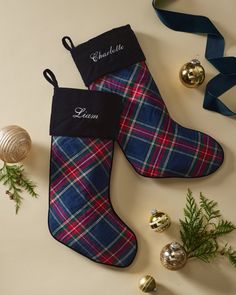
[89,61,224,177]
[49,136,137,267]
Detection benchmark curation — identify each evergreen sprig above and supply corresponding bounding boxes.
[222,245,236,267]
[0,162,38,213]
[180,189,236,267]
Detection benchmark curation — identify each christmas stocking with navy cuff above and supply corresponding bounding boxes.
[43,69,137,267]
[62,25,224,178]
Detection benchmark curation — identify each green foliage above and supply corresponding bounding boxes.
[214,220,236,236]
[199,192,220,221]
[224,246,236,267]
[191,239,218,263]
[180,189,236,267]
[0,162,38,213]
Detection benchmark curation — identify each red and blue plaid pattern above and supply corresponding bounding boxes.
[89,61,224,177]
[49,136,137,267]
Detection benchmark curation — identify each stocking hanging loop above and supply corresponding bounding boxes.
[43,69,59,88]
[62,36,75,51]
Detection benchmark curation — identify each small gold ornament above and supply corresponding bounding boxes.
[160,242,187,270]
[179,59,205,88]
[149,208,171,232]
[139,275,157,293]
[0,125,31,163]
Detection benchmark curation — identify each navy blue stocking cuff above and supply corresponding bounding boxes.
[62,25,146,86]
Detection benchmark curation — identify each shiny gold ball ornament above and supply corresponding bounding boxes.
[149,209,171,232]
[160,242,187,270]
[139,275,157,293]
[0,125,31,163]
[179,59,205,88]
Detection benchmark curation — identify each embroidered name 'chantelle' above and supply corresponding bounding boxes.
[90,44,124,63]
[73,107,99,119]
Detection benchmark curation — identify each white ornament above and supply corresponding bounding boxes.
[0,125,31,163]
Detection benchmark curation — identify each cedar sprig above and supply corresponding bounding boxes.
[180,189,236,267]
[221,244,236,267]
[0,162,38,213]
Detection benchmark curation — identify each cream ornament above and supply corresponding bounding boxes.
[0,125,37,213]
[0,125,31,163]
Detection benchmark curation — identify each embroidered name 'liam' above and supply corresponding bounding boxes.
[90,44,124,62]
[73,107,99,119]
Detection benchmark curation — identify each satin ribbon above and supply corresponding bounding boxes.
[152,0,236,116]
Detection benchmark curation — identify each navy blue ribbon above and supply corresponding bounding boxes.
[152,0,236,116]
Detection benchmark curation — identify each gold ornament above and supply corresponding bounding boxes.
[0,125,31,163]
[160,242,187,270]
[179,59,205,88]
[149,208,171,232]
[139,275,157,293]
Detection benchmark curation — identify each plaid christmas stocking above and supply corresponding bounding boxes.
[43,69,137,267]
[62,25,224,178]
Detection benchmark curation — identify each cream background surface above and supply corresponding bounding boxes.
[0,1,236,294]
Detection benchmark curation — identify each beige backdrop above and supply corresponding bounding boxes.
[0,1,236,294]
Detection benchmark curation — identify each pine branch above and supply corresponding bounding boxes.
[214,220,236,237]
[179,190,236,268]
[189,239,218,263]
[18,177,38,198]
[180,189,204,253]
[200,192,221,221]
[0,162,38,213]
[226,247,236,267]
[220,244,236,267]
